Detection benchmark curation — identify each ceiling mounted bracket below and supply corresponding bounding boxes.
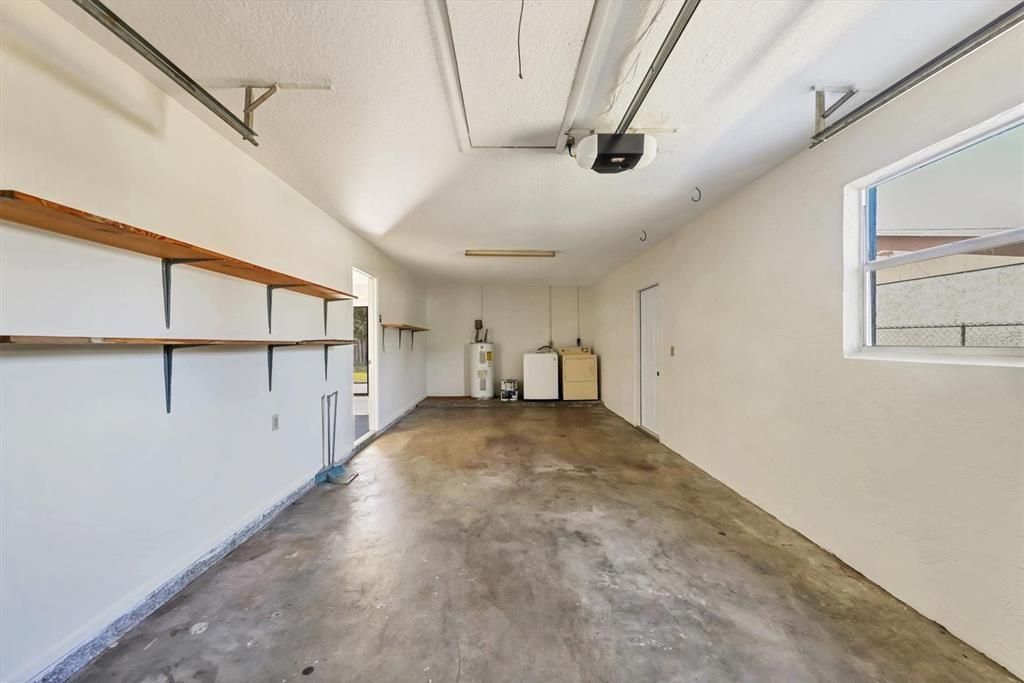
[205,82,333,137]
[71,0,259,145]
[813,87,858,135]
[810,3,1024,147]
[244,84,279,130]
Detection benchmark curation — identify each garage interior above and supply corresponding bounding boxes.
[1,1,1022,682]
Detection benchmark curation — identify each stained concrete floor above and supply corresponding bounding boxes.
[354,393,369,441]
[72,405,1016,683]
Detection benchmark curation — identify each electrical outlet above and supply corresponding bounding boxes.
[271,414,280,431]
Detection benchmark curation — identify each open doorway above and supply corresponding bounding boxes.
[352,268,378,443]
[638,284,659,437]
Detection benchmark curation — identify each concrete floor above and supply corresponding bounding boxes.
[354,394,369,441]
[72,405,1016,683]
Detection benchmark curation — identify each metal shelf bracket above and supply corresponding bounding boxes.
[162,343,211,413]
[322,342,350,380]
[266,284,304,334]
[323,298,347,335]
[161,258,218,328]
[267,343,294,392]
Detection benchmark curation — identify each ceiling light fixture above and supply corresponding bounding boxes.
[464,249,556,258]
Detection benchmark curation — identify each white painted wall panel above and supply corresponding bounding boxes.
[590,27,1024,676]
[0,3,425,681]
[425,284,592,396]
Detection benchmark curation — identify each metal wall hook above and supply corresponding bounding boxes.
[691,187,702,202]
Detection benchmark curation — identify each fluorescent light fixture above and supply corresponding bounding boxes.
[464,249,556,257]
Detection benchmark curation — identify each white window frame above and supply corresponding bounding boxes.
[842,103,1024,368]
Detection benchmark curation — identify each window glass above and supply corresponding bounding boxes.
[872,243,1024,347]
[872,125,1024,260]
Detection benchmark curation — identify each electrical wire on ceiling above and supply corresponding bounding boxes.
[536,285,555,352]
[548,285,553,347]
[576,286,581,346]
[517,0,525,79]
[596,0,668,127]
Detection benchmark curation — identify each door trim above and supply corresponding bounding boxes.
[637,283,659,438]
[354,267,378,445]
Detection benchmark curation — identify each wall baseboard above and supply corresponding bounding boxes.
[377,394,426,435]
[32,477,314,683]
[31,397,426,683]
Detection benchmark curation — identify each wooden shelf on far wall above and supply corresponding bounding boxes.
[0,336,356,412]
[380,323,430,332]
[0,190,355,331]
[380,323,429,351]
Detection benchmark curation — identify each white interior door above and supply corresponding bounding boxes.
[639,285,659,436]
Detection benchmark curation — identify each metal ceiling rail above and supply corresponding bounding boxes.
[615,0,703,135]
[71,0,260,146]
[810,2,1024,148]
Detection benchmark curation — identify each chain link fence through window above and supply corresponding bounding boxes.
[874,322,1024,347]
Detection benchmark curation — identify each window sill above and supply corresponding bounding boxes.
[844,346,1024,368]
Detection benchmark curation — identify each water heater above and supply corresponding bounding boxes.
[466,343,495,399]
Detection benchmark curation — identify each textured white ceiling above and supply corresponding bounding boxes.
[448,0,593,148]
[45,0,1019,284]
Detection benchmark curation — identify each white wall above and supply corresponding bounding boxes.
[425,284,592,396]
[591,27,1024,677]
[0,3,426,682]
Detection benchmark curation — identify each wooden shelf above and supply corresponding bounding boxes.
[380,323,428,351]
[1,336,356,412]
[0,191,356,301]
[0,336,356,346]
